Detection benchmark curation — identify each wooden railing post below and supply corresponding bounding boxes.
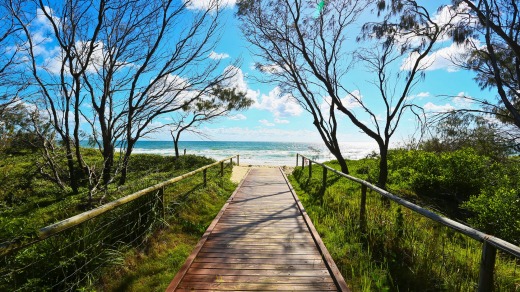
[237,155,240,166]
[302,156,305,168]
[478,241,497,292]
[360,184,367,233]
[309,161,312,178]
[296,154,299,167]
[203,169,207,187]
[322,167,327,190]
[220,161,224,177]
[230,158,233,167]
[183,149,186,156]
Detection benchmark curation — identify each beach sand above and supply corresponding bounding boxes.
[231,165,295,184]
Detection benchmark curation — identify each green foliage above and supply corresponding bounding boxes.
[421,112,513,160]
[0,103,51,154]
[463,159,520,244]
[389,148,488,205]
[291,160,519,291]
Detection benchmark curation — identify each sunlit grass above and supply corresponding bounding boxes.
[97,167,236,291]
[289,159,519,291]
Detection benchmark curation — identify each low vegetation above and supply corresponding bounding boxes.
[289,149,520,291]
[0,150,236,291]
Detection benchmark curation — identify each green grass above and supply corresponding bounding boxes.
[0,150,237,291]
[97,171,236,291]
[0,151,216,241]
[289,159,520,291]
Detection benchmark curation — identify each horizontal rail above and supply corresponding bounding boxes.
[297,154,520,259]
[1,155,239,256]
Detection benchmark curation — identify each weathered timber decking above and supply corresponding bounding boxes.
[167,167,348,291]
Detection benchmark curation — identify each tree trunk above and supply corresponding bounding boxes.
[336,154,350,174]
[102,141,114,186]
[173,137,180,158]
[119,139,135,185]
[329,148,349,174]
[377,144,388,190]
[64,140,79,194]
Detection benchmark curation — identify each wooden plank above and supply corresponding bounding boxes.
[189,262,333,270]
[184,268,331,276]
[180,274,334,284]
[176,282,338,291]
[193,254,324,260]
[192,257,326,265]
[167,167,347,291]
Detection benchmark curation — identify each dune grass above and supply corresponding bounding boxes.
[0,150,237,291]
[289,159,519,291]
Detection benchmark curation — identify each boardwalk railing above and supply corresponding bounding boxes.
[296,153,520,292]
[0,155,238,291]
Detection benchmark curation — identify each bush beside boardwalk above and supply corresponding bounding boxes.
[289,149,520,291]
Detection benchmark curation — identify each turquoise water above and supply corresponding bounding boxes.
[127,140,378,166]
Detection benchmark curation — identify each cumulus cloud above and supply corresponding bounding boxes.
[254,87,303,118]
[400,40,479,72]
[208,50,230,60]
[221,65,260,102]
[184,0,236,10]
[399,3,481,72]
[423,102,455,113]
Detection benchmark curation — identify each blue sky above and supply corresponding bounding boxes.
[150,0,492,145]
[19,0,492,145]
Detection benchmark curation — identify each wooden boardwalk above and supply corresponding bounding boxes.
[167,167,348,291]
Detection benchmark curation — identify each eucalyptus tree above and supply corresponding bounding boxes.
[237,0,456,188]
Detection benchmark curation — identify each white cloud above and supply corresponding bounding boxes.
[228,114,247,120]
[208,50,230,60]
[423,102,455,113]
[184,0,236,10]
[254,87,303,118]
[257,63,283,74]
[406,91,430,101]
[453,92,474,107]
[400,41,475,72]
[398,3,481,73]
[198,126,322,142]
[321,90,362,113]
[221,65,260,102]
[274,118,289,124]
[259,119,275,126]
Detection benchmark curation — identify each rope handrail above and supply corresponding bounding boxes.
[0,155,239,256]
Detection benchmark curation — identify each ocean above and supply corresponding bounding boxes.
[127,141,379,166]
